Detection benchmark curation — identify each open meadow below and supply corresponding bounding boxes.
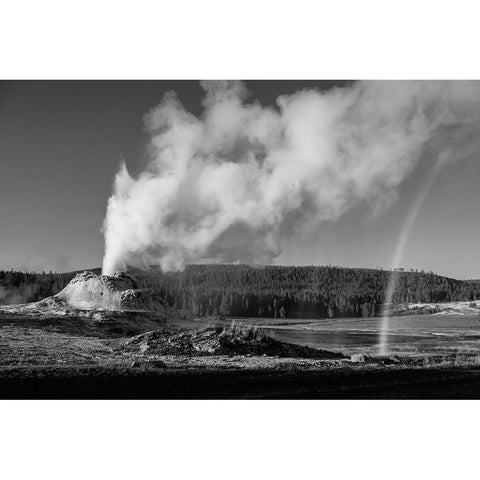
[2,308,480,398]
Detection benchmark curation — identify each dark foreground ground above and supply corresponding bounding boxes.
[2,365,480,399]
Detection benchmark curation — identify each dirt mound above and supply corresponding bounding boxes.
[121,327,344,359]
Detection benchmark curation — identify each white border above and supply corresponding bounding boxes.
[2,0,480,79]
[2,1,480,478]
[1,400,479,480]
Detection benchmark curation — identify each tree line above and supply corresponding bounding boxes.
[135,264,480,318]
[0,269,86,304]
[2,264,479,318]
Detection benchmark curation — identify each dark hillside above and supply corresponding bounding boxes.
[135,265,480,319]
[2,265,479,319]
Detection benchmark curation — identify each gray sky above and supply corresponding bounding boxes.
[1,80,479,279]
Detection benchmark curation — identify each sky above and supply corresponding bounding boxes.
[1,80,479,279]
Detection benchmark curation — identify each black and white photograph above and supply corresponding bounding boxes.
[3,78,480,399]
[2,1,480,479]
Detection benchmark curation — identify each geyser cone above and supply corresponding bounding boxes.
[0,271,192,336]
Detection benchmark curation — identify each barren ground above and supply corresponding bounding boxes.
[2,312,480,398]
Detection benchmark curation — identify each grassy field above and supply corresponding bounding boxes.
[2,312,480,398]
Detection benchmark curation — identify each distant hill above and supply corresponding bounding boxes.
[134,264,480,319]
[2,264,479,319]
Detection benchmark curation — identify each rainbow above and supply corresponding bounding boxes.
[378,160,445,354]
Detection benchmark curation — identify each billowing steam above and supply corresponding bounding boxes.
[102,80,480,275]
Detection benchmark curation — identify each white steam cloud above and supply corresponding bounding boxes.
[102,80,480,275]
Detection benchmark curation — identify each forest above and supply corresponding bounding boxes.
[135,264,480,318]
[1,265,480,318]
[0,269,97,305]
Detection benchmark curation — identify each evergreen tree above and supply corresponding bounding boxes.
[218,294,230,318]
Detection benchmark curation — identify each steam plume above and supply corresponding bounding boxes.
[102,81,480,275]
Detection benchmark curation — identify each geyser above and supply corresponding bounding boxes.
[0,271,191,335]
[56,271,160,312]
[102,81,480,275]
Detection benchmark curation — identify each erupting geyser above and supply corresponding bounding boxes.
[102,80,480,276]
[100,80,480,349]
